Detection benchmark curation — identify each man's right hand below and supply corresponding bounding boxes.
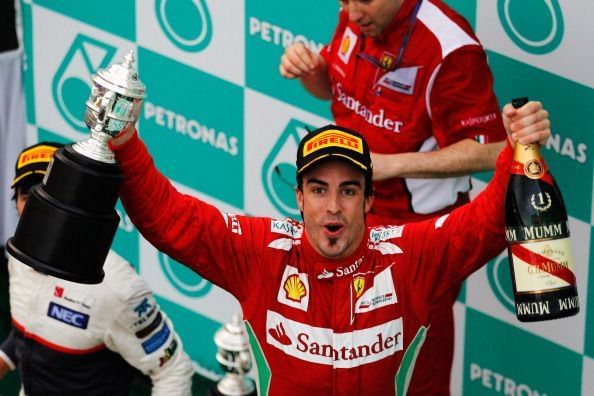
[279,43,326,79]
[110,122,137,147]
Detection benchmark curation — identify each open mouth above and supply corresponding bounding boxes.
[324,223,344,236]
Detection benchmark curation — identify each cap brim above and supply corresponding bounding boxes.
[297,153,368,175]
[11,170,46,188]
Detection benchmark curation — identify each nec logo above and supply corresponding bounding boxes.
[47,302,89,329]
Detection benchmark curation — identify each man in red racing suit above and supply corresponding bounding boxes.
[279,1,508,392]
[109,102,549,395]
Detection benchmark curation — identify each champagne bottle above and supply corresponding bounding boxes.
[505,97,579,322]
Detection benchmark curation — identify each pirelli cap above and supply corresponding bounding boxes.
[296,125,372,178]
[11,142,63,189]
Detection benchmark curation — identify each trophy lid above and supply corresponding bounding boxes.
[92,51,146,99]
[214,313,250,352]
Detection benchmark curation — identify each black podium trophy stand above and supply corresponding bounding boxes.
[6,52,146,284]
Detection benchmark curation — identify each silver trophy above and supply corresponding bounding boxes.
[75,51,146,163]
[7,52,146,284]
[213,314,256,396]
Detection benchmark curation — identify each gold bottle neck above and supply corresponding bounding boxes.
[513,143,543,163]
[512,143,547,179]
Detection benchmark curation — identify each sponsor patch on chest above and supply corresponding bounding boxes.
[338,27,358,64]
[355,266,397,313]
[47,302,90,329]
[376,66,420,95]
[266,310,403,368]
[277,265,310,311]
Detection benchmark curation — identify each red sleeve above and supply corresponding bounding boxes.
[110,133,267,302]
[403,144,512,303]
[429,48,507,147]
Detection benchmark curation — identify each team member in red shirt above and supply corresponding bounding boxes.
[280,0,520,392]
[108,101,549,395]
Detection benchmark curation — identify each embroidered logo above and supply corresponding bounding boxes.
[277,266,310,311]
[338,27,358,64]
[353,275,366,298]
[54,286,64,298]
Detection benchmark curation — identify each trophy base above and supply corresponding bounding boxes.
[210,386,257,396]
[6,238,105,284]
[7,145,122,284]
[211,376,257,396]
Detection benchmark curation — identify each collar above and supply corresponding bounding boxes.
[302,227,369,282]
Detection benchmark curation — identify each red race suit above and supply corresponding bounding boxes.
[112,134,511,396]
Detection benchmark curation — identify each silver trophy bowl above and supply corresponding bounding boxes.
[213,313,256,396]
[73,51,146,163]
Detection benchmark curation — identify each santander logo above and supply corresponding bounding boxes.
[268,322,292,346]
[266,310,403,368]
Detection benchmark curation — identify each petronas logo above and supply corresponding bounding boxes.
[487,251,516,314]
[262,120,313,218]
[156,0,212,52]
[52,35,117,133]
[498,0,564,54]
[159,253,212,297]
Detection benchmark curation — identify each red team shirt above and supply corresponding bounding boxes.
[321,1,507,393]
[322,0,506,221]
[112,134,512,395]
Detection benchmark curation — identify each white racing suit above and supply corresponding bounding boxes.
[3,250,194,396]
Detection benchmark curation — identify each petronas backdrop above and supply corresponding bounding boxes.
[12,0,593,394]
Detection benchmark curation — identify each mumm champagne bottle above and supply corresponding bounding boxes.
[505,97,579,322]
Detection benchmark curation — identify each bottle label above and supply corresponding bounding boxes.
[505,221,569,243]
[511,160,554,184]
[510,237,576,292]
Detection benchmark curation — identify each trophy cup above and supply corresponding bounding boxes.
[212,313,257,396]
[6,51,146,284]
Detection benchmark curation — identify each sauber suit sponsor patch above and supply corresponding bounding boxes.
[277,265,309,312]
[266,310,403,368]
[142,324,171,354]
[132,297,158,329]
[355,266,397,313]
[47,302,89,329]
[136,312,163,339]
[159,338,179,366]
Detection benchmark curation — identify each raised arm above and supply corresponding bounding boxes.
[404,101,551,301]
[370,101,550,181]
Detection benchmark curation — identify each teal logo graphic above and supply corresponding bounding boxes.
[498,0,564,54]
[156,0,212,52]
[52,35,117,133]
[486,251,516,314]
[262,120,313,218]
[158,253,213,297]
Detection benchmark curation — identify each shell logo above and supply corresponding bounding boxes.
[340,36,351,55]
[284,274,307,302]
